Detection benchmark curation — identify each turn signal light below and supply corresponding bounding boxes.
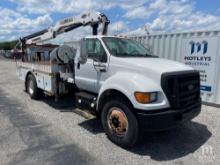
[134,92,157,104]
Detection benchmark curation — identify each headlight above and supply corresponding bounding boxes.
[134,92,158,104]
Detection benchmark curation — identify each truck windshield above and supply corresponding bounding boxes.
[102,37,156,58]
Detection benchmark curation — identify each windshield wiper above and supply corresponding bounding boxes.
[116,53,129,57]
[130,54,157,57]
[115,53,158,58]
[145,54,158,58]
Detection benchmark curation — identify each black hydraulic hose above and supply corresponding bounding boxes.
[68,59,75,79]
[55,72,60,102]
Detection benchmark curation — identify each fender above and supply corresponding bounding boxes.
[25,70,35,81]
[97,71,167,111]
[17,65,34,82]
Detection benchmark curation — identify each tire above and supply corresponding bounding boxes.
[26,74,41,99]
[101,97,139,148]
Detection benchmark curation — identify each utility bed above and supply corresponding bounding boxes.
[16,44,75,96]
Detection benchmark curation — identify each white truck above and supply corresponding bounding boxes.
[16,12,201,147]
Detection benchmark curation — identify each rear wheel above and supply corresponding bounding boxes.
[26,74,41,99]
[101,97,139,148]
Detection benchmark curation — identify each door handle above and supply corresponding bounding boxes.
[94,63,106,72]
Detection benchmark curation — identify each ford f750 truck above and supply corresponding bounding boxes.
[16,12,201,147]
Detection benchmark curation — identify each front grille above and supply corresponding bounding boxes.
[161,71,201,110]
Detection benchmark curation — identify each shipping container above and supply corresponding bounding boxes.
[130,30,220,106]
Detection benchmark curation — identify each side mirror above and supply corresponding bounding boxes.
[78,38,88,64]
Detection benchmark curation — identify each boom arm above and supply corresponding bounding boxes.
[20,12,109,48]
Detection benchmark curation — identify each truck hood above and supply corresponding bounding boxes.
[110,57,194,83]
[113,57,193,74]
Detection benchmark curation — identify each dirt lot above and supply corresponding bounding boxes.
[0,57,219,165]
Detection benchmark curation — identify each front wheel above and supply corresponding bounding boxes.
[101,98,139,148]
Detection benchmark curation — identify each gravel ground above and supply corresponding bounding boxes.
[0,58,219,165]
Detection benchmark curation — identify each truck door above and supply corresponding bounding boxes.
[75,38,108,93]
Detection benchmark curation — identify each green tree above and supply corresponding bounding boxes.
[0,40,19,50]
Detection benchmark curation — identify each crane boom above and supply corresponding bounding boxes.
[20,11,110,49]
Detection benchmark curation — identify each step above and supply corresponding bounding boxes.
[75,91,96,100]
[75,91,97,110]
